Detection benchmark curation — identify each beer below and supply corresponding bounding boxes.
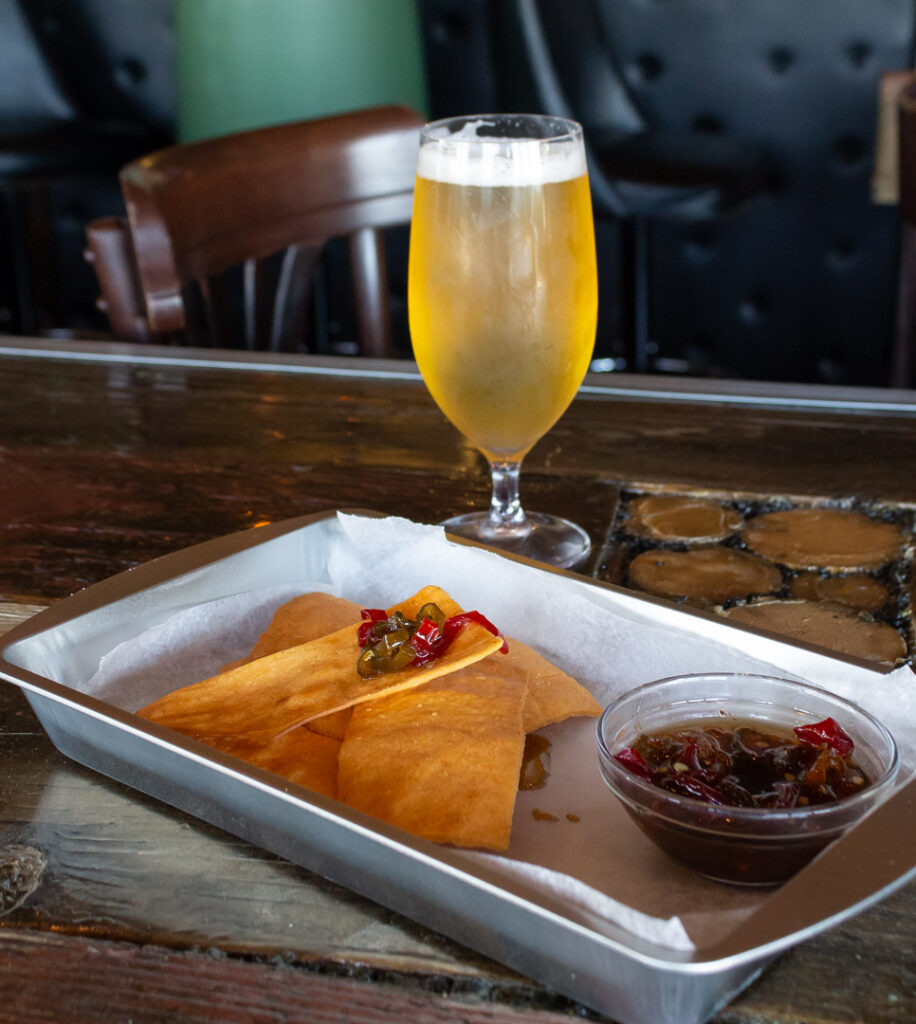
[408,125,597,462]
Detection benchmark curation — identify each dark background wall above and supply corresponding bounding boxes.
[418,0,916,387]
[0,0,174,337]
[2,0,915,387]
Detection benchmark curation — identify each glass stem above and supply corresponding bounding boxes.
[487,460,530,535]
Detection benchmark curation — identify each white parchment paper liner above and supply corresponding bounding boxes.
[83,514,916,952]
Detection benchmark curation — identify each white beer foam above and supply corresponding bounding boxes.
[418,119,586,187]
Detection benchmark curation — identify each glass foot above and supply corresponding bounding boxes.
[441,510,591,569]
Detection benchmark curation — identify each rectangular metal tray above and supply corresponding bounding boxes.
[1,510,913,1024]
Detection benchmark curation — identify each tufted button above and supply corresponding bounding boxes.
[429,7,472,46]
[739,291,772,326]
[832,133,867,170]
[683,225,716,263]
[845,40,872,69]
[766,169,788,195]
[115,57,148,89]
[767,46,795,74]
[827,235,861,271]
[693,114,724,134]
[817,354,847,382]
[631,52,665,83]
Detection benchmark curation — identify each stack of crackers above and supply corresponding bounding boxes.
[139,585,601,851]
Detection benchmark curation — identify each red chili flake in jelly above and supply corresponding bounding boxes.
[613,746,654,781]
[613,717,870,809]
[793,717,855,758]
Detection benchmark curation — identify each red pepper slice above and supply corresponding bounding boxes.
[665,771,730,805]
[444,610,509,654]
[358,608,395,649]
[409,635,434,663]
[413,617,442,645]
[614,746,654,781]
[679,740,700,770]
[410,618,447,665]
[793,717,855,758]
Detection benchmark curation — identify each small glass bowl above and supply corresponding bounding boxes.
[596,673,899,886]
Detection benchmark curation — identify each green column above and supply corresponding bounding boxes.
[176,0,428,142]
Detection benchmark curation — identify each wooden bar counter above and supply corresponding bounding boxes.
[0,337,913,1024]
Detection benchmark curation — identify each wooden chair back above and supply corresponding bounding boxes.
[113,105,424,355]
[84,216,150,342]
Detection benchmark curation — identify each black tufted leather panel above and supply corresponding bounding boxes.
[418,0,499,118]
[419,0,915,384]
[19,0,174,133]
[594,0,914,384]
[0,0,72,122]
[0,0,174,335]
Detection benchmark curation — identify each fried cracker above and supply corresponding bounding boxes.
[217,728,340,799]
[337,671,526,851]
[220,592,363,672]
[501,638,601,732]
[137,586,502,745]
[432,637,599,732]
[306,707,352,741]
[238,591,598,733]
[225,591,598,736]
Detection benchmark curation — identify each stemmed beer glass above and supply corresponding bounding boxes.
[408,114,598,568]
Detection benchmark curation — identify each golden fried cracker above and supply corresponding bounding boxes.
[502,639,601,732]
[306,707,352,741]
[218,728,340,799]
[442,638,599,732]
[227,591,598,735]
[243,591,598,733]
[221,593,363,672]
[137,586,502,745]
[337,671,526,851]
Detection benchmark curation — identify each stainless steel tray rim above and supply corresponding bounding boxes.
[12,661,909,976]
[2,508,912,1024]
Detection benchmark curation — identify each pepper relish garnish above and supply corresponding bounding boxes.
[356,602,506,678]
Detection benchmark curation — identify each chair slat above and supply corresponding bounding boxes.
[196,276,221,348]
[349,226,391,358]
[243,258,257,350]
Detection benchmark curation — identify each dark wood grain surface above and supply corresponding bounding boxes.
[0,338,913,1024]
